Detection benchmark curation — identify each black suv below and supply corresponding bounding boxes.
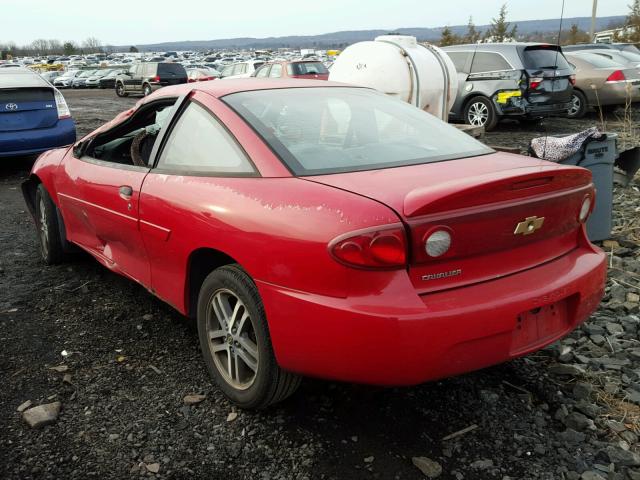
[115,62,187,97]
[443,43,575,130]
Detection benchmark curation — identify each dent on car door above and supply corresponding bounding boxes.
[55,106,170,284]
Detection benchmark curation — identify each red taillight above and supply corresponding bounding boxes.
[329,225,407,269]
[606,70,625,82]
[188,78,195,83]
[152,75,160,82]
[569,74,576,86]
[529,77,543,89]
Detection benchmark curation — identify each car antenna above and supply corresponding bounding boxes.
[541,0,565,162]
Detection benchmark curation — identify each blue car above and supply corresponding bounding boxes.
[0,68,76,157]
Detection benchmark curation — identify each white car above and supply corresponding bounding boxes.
[219,61,265,79]
[40,71,62,83]
[53,70,81,88]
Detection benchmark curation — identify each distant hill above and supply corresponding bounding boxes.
[126,15,625,51]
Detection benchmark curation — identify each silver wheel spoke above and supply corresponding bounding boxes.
[236,347,258,372]
[228,301,242,331]
[227,350,234,381]
[238,335,258,361]
[211,343,228,353]
[236,311,249,334]
[209,329,226,341]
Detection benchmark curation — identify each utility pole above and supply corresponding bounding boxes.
[590,0,598,40]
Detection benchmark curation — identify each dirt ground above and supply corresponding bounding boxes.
[1,88,639,480]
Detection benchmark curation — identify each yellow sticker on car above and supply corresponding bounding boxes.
[496,90,522,104]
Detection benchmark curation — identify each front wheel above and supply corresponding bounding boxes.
[115,82,128,97]
[567,90,587,118]
[464,97,498,131]
[35,184,66,265]
[197,265,301,409]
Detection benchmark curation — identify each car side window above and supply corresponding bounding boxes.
[129,65,138,76]
[470,52,512,73]
[446,52,470,73]
[144,64,155,76]
[255,65,270,77]
[269,64,283,78]
[221,65,233,77]
[157,102,254,174]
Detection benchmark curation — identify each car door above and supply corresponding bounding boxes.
[55,116,153,285]
[138,92,261,310]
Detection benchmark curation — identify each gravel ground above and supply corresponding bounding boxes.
[1,89,639,480]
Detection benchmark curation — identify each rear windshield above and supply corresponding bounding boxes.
[158,63,186,75]
[0,88,53,103]
[289,62,329,75]
[572,53,623,68]
[223,87,492,175]
[521,46,571,70]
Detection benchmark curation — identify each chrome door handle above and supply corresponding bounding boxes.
[119,185,133,200]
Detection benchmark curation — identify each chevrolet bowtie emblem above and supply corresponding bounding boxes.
[514,216,545,235]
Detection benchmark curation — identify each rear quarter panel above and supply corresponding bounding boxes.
[138,175,401,313]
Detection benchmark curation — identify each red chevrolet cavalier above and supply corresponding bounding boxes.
[23,79,606,408]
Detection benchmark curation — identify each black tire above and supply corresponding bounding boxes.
[567,90,587,119]
[142,83,152,97]
[463,96,498,131]
[197,264,301,409]
[35,184,66,265]
[115,82,128,97]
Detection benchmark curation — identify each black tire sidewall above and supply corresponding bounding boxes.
[143,84,152,96]
[196,265,277,409]
[115,83,126,97]
[464,96,498,131]
[35,184,64,265]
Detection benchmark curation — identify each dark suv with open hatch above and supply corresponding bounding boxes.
[443,43,575,130]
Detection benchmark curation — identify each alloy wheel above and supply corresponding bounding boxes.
[568,94,581,117]
[205,288,259,390]
[38,197,49,258]
[468,102,489,126]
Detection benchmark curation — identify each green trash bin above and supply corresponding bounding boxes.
[559,133,618,242]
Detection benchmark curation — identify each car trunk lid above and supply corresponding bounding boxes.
[519,45,574,105]
[305,152,593,294]
[0,87,58,132]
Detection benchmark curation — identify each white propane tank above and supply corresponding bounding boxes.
[329,35,458,120]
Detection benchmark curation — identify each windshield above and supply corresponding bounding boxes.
[224,87,492,175]
[521,46,571,70]
[289,62,329,75]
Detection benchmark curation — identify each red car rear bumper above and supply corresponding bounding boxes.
[258,241,606,386]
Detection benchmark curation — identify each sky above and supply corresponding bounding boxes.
[1,0,631,46]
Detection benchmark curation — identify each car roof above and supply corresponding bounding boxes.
[148,78,352,101]
[0,67,51,88]
[443,42,563,51]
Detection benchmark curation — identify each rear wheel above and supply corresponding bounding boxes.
[197,265,301,409]
[35,184,66,265]
[567,90,587,118]
[464,97,498,131]
[115,82,128,97]
[142,83,152,97]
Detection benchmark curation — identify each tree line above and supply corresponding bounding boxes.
[438,1,638,47]
[0,37,110,58]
